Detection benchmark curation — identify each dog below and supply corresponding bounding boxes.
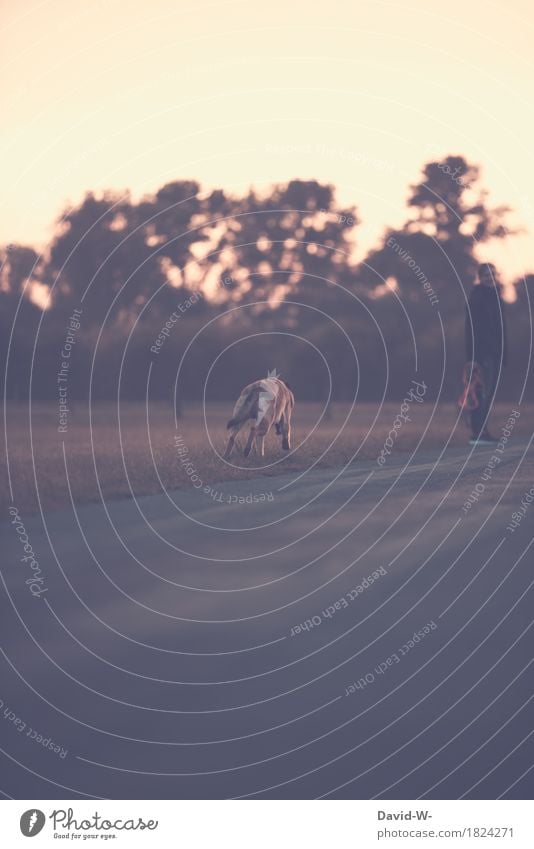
[224,376,294,459]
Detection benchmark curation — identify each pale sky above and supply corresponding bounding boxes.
[2,0,534,282]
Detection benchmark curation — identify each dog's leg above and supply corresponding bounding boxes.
[255,419,270,458]
[244,427,256,458]
[282,410,291,450]
[224,422,243,459]
[224,433,236,459]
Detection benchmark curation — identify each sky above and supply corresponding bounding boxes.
[1,0,534,282]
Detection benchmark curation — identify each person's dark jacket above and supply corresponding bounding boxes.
[465,284,507,366]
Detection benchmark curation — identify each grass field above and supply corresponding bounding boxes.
[2,399,529,515]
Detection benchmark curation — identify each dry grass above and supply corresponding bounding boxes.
[2,400,529,515]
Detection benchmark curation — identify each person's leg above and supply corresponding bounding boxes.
[471,358,498,439]
[470,365,485,438]
[470,395,483,438]
[479,357,498,436]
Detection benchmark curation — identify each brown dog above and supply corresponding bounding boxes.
[224,376,294,459]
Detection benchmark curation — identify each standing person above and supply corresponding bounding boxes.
[465,263,507,445]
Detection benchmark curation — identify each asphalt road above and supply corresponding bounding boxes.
[1,438,533,799]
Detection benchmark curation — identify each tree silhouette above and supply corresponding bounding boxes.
[49,192,158,320]
[0,245,43,399]
[210,180,358,313]
[362,156,513,305]
[3,159,530,402]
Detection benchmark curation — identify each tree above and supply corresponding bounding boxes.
[361,156,512,305]
[0,245,44,399]
[210,180,358,315]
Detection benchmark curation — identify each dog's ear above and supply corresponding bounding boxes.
[280,378,292,390]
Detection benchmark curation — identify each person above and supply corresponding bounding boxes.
[464,262,507,445]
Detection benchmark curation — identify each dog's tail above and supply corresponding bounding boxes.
[227,387,260,429]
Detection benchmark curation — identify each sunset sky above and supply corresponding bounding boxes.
[2,0,533,282]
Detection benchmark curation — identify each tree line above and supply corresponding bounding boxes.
[1,155,532,402]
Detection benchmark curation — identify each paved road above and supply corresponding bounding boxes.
[1,439,533,799]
